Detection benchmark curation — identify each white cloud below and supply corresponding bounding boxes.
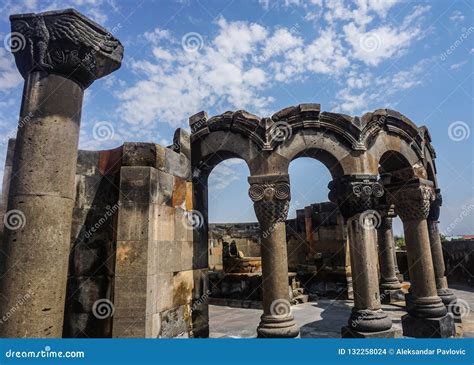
[117,1,431,128]
[449,10,465,23]
[335,59,430,113]
[208,159,245,190]
[344,22,420,66]
[450,60,468,71]
[0,48,22,91]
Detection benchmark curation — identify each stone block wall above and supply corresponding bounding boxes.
[64,147,122,337]
[111,142,208,338]
[207,201,350,298]
[1,139,208,338]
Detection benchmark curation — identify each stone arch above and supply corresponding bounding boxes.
[187,103,454,339]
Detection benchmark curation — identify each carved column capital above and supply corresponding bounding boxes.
[385,179,435,222]
[10,9,123,88]
[248,174,290,229]
[427,188,442,222]
[328,175,384,220]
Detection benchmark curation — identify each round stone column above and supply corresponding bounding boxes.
[329,175,394,338]
[386,178,455,338]
[0,9,123,337]
[248,174,299,338]
[376,206,403,303]
[427,190,456,305]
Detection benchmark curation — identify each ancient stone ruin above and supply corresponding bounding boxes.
[0,8,463,339]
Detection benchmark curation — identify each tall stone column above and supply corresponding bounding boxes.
[328,175,395,338]
[427,190,457,306]
[376,205,404,303]
[248,174,299,338]
[386,179,455,338]
[393,245,404,283]
[0,9,123,337]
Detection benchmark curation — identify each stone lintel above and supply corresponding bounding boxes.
[248,173,290,185]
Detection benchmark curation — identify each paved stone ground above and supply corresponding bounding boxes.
[209,284,474,338]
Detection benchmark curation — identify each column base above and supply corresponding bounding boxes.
[437,288,457,306]
[402,313,455,338]
[381,289,405,304]
[347,309,392,333]
[447,298,465,324]
[380,279,403,291]
[396,273,404,283]
[257,314,299,338]
[405,293,447,318]
[341,326,401,338]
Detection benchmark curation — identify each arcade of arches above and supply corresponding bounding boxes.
[0,8,466,340]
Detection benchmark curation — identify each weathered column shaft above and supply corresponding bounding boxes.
[377,212,403,295]
[260,222,291,314]
[249,174,299,338]
[1,73,81,338]
[427,190,456,305]
[347,217,381,311]
[403,219,439,300]
[329,175,393,337]
[0,9,122,338]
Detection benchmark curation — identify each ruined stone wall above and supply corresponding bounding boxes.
[443,240,473,286]
[207,202,349,297]
[64,147,122,337]
[111,142,208,338]
[208,222,261,271]
[1,140,208,338]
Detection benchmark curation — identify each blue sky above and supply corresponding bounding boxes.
[0,0,472,235]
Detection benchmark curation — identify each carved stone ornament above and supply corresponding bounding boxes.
[385,179,435,222]
[328,175,383,219]
[248,175,290,229]
[9,9,123,88]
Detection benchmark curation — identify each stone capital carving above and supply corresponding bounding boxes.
[328,175,383,220]
[248,174,290,229]
[385,179,435,222]
[427,188,442,222]
[10,9,123,88]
